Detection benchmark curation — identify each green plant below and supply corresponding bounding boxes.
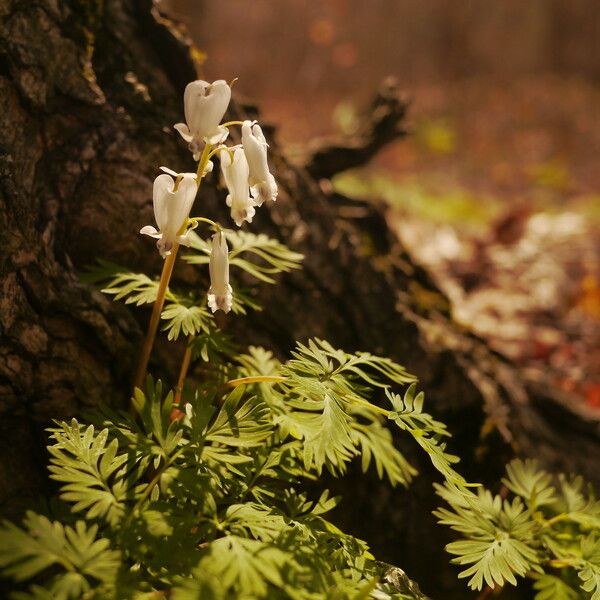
[436,459,600,599]
[0,342,455,599]
[1,76,597,600]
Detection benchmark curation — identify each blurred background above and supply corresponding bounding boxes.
[165,0,600,410]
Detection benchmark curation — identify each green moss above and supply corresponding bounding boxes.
[333,170,500,231]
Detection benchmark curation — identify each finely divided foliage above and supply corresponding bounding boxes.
[2,76,597,600]
[436,459,600,598]
[0,343,448,599]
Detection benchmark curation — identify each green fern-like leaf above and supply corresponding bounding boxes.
[578,536,600,600]
[204,386,273,448]
[131,378,185,473]
[84,262,214,342]
[351,421,417,487]
[387,384,465,486]
[191,328,236,362]
[0,513,120,596]
[83,260,162,306]
[553,475,600,530]
[47,420,140,525]
[502,459,556,510]
[282,339,415,398]
[185,230,303,283]
[186,535,294,597]
[161,301,211,341]
[435,484,540,591]
[533,575,581,600]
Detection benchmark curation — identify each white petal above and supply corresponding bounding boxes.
[230,149,250,196]
[174,123,193,142]
[160,167,197,182]
[231,203,255,227]
[153,173,175,232]
[140,225,161,238]
[185,80,231,142]
[205,125,229,145]
[208,286,233,314]
[202,160,214,176]
[183,80,210,133]
[252,123,268,146]
[177,230,194,247]
[169,176,197,237]
[242,121,273,197]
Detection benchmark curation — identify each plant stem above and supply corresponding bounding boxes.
[132,144,213,394]
[475,586,494,600]
[174,335,194,405]
[221,375,288,389]
[542,513,569,529]
[124,446,185,525]
[133,245,180,391]
[349,394,391,417]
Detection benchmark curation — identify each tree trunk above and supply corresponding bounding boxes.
[0,1,598,597]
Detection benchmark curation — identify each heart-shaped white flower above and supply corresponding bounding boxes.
[140,172,197,257]
[174,80,231,160]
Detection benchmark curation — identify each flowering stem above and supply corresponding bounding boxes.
[132,144,213,394]
[133,244,180,391]
[174,335,194,405]
[196,143,213,179]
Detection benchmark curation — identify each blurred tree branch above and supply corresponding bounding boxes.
[304,77,408,180]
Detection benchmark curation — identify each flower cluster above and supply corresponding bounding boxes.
[140,79,278,314]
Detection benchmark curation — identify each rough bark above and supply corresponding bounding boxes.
[0,1,598,597]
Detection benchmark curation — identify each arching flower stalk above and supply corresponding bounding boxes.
[134,76,280,398]
[133,144,214,391]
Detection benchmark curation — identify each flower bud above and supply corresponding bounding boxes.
[242,120,278,206]
[208,231,233,313]
[220,148,255,227]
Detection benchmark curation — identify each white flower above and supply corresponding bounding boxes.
[160,163,213,179]
[208,231,233,313]
[140,172,197,258]
[220,148,255,227]
[174,80,231,160]
[242,120,278,206]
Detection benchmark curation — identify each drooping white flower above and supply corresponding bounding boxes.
[140,172,197,258]
[174,80,231,160]
[220,148,255,227]
[242,120,278,206]
[208,231,232,313]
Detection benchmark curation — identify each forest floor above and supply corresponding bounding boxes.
[263,75,600,410]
